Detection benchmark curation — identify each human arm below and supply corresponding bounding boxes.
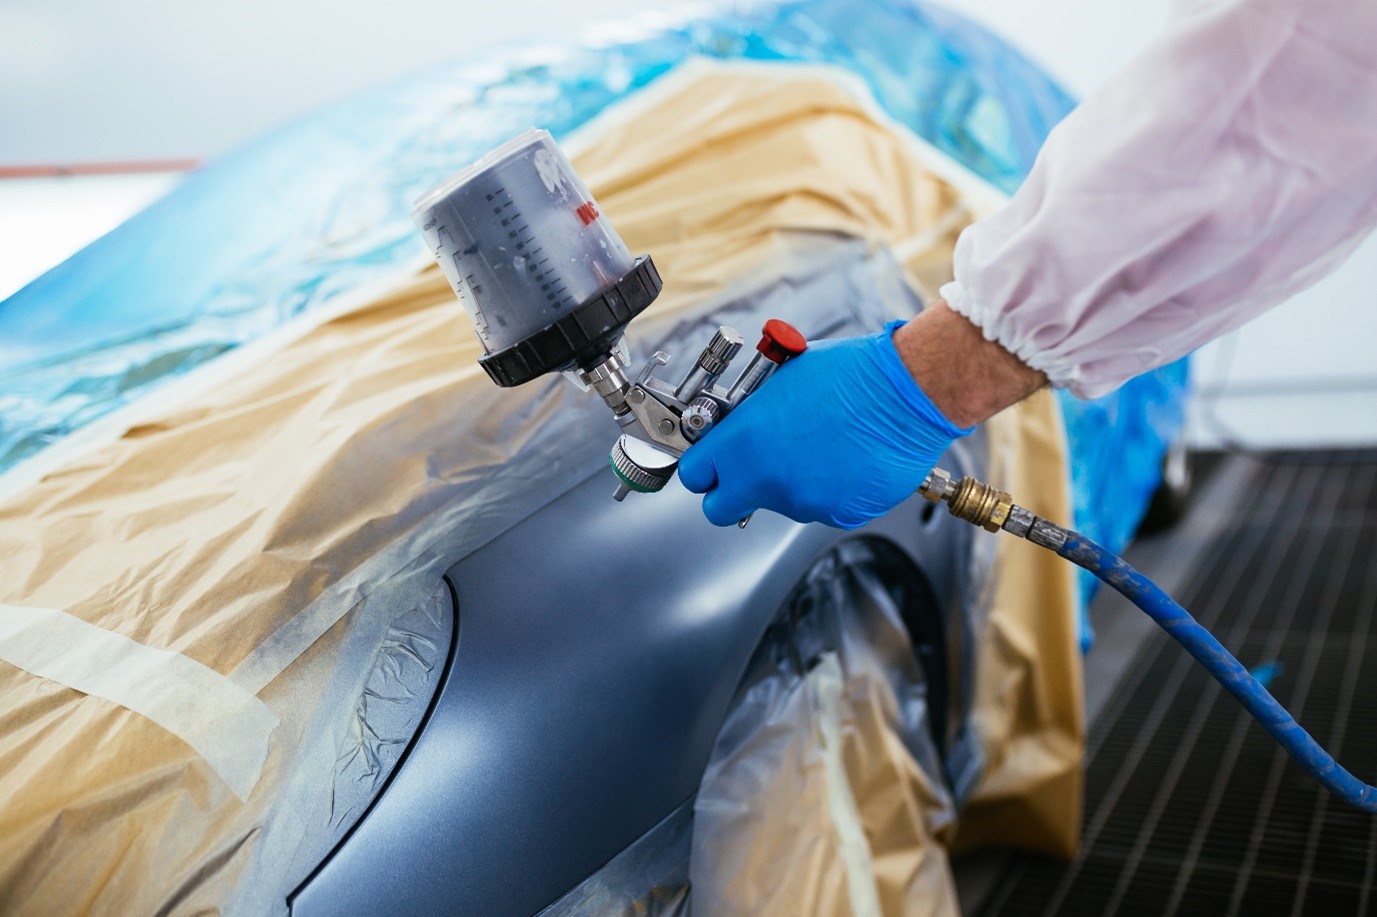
[892,299,1045,428]
[945,0,1377,399]
[683,0,1377,527]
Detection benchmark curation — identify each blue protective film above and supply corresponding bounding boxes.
[0,0,1188,647]
[0,0,1071,474]
[1058,358,1191,648]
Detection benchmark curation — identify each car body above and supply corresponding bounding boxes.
[0,2,1185,912]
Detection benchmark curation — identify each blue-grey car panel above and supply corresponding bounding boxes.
[291,457,980,916]
[291,245,985,914]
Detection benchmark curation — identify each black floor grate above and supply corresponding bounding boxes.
[979,450,1377,917]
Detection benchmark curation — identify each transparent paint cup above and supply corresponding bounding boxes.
[412,129,634,354]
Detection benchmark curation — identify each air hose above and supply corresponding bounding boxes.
[919,467,1377,813]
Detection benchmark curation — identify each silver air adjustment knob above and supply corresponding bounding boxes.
[698,327,744,376]
[675,326,745,402]
[680,396,721,442]
[610,435,679,501]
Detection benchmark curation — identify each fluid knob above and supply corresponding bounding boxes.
[609,435,678,500]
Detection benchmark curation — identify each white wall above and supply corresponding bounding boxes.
[2,0,1180,165]
[3,0,1373,447]
[0,0,657,164]
[942,0,1175,98]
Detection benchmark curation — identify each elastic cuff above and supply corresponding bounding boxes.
[879,320,974,438]
[938,281,1083,392]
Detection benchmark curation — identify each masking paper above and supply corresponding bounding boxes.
[0,61,1079,912]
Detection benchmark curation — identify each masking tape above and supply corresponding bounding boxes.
[229,551,447,696]
[812,653,884,917]
[0,603,279,801]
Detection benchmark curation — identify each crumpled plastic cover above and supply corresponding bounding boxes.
[690,540,960,916]
[0,0,1187,654]
[0,59,1077,912]
[0,0,1073,480]
[1058,358,1190,649]
[0,0,1147,907]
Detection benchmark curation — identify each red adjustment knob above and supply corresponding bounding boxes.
[757,319,807,364]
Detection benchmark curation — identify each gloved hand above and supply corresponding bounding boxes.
[677,321,972,529]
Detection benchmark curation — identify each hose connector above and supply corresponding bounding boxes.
[918,467,1066,545]
[920,468,1012,533]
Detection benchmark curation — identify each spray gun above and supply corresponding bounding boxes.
[412,128,806,503]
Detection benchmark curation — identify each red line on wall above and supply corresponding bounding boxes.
[0,159,200,179]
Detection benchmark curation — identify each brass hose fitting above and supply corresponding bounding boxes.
[919,468,1068,549]
[946,476,1014,533]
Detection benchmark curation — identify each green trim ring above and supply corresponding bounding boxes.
[609,452,661,493]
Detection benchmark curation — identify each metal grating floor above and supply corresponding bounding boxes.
[979,450,1377,917]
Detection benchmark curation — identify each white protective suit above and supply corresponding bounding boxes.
[942,0,1377,398]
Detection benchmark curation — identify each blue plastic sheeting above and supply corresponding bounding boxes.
[0,0,1186,642]
[1059,360,1190,649]
[0,0,1071,475]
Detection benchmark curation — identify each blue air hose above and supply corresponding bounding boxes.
[919,468,1377,813]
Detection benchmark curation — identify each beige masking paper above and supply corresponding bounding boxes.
[0,60,1080,912]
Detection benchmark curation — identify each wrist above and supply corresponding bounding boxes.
[892,299,1046,428]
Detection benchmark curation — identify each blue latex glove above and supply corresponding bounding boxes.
[678,321,972,529]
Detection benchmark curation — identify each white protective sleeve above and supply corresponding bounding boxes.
[940,0,1377,399]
